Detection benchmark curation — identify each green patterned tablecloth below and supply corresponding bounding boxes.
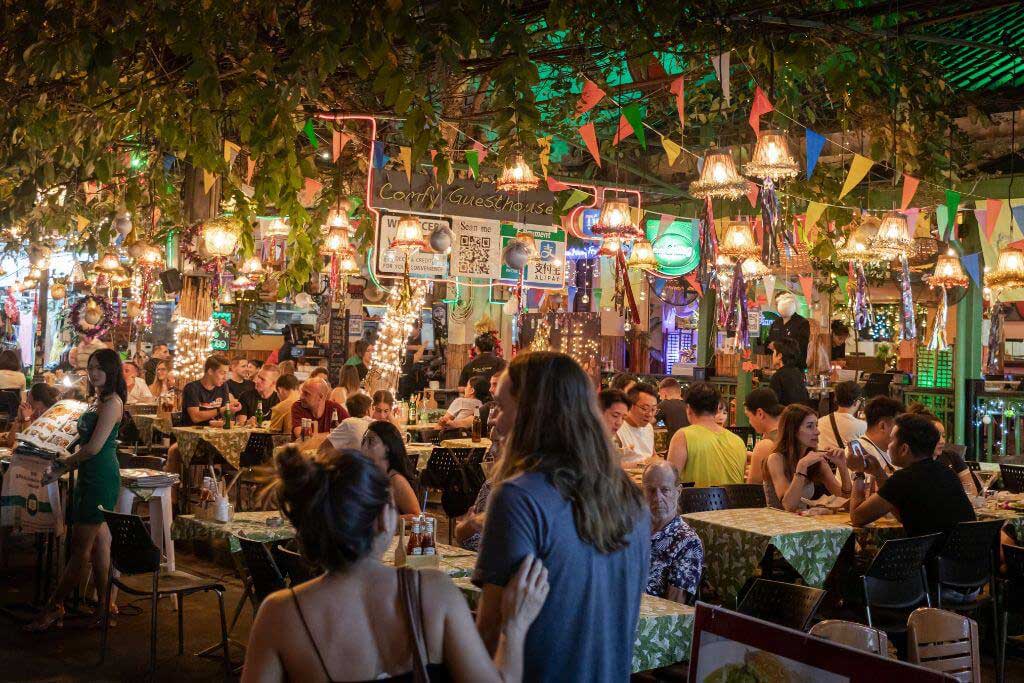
[133,413,174,444]
[172,511,294,553]
[174,426,274,470]
[683,508,853,604]
[407,443,434,471]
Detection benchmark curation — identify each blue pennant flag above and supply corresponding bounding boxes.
[372,142,389,170]
[1012,204,1024,238]
[961,252,981,288]
[805,129,826,179]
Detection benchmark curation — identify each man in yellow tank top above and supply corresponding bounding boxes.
[667,383,747,487]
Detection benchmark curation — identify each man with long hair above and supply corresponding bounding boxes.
[473,352,649,683]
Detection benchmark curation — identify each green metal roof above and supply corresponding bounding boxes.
[933,5,1024,92]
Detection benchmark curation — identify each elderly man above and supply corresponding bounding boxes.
[238,365,281,425]
[123,361,153,403]
[290,377,348,440]
[642,460,704,604]
[617,383,658,465]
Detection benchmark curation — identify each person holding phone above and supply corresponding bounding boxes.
[762,404,852,512]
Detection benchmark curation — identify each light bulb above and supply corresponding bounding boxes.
[712,162,728,183]
[765,141,780,164]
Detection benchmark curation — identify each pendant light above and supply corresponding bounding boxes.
[690,148,748,200]
[203,216,242,258]
[626,238,658,270]
[870,211,913,260]
[745,131,799,180]
[496,154,540,192]
[718,221,760,261]
[390,215,427,255]
[985,246,1024,299]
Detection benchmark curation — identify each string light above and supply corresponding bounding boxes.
[369,280,426,388]
[173,316,216,382]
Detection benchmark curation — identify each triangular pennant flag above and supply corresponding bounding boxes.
[900,174,920,210]
[562,189,589,212]
[372,142,388,169]
[303,119,318,149]
[936,205,949,239]
[906,208,922,236]
[838,154,873,199]
[546,176,570,192]
[1012,204,1024,238]
[661,136,681,166]
[944,189,961,241]
[83,181,100,204]
[762,275,776,303]
[804,202,826,241]
[300,178,323,206]
[472,141,489,164]
[245,156,256,184]
[76,215,90,231]
[579,122,601,167]
[465,150,480,179]
[399,146,413,182]
[538,136,552,177]
[746,182,759,208]
[836,275,849,301]
[646,56,669,81]
[332,130,351,162]
[223,141,241,165]
[613,114,634,146]
[575,79,606,116]
[657,213,674,237]
[669,76,684,132]
[973,208,987,233]
[753,217,763,245]
[711,51,730,105]
[202,170,216,195]
[805,129,826,179]
[684,271,702,295]
[798,275,815,305]
[748,87,774,137]
[962,252,981,287]
[985,199,1002,240]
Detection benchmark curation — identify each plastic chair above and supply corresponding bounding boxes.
[236,432,276,510]
[420,447,486,542]
[723,483,766,509]
[237,537,287,606]
[99,509,230,675]
[861,533,942,631]
[931,520,1003,639]
[810,619,889,656]
[735,578,825,631]
[273,544,319,585]
[679,486,729,514]
[998,544,1024,682]
[907,608,981,682]
[999,463,1024,493]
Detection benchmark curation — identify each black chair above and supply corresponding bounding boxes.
[237,537,287,606]
[723,484,766,509]
[679,487,728,514]
[120,454,168,470]
[998,544,1024,682]
[0,387,21,427]
[420,447,487,543]
[861,534,942,631]
[735,578,826,631]
[99,509,230,675]
[236,432,276,510]
[999,463,1024,493]
[273,544,319,585]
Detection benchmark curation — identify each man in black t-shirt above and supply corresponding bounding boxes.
[238,365,281,424]
[226,357,254,399]
[850,413,975,538]
[181,355,240,426]
[457,332,506,387]
[656,377,688,441]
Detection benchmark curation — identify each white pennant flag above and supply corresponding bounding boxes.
[762,274,776,303]
[657,213,674,238]
[712,51,731,106]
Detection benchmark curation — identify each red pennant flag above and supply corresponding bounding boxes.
[300,178,323,205]
[646,57,668,81]
[798,276,815,306]
[332,131,351,162]
[684,271,702,295]
[245,156,256,184]
[546,176,570,192]
[612,115,634,145]
[900,174,920,210]
[472,141,489,164]
[746,181,760,208]
[985,198,1002,241]
[748,87,774,138]
[753,217,764,245]
[669,77,684,133]
[579,122,601,167]
[575,79,606,116]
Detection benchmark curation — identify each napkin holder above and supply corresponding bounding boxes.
[393,517,440,569]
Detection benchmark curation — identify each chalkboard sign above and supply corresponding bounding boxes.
[327,312,349,385]
[150,301,175,349]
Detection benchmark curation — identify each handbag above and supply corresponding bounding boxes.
[397,567,431,683]
[828,411,845,449]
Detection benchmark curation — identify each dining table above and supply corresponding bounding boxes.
[439,437,491,450]
[172,425,286,470]
[132,413,175,444]
[682,507,853,604]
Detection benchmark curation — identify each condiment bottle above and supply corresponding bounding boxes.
[406,517,423,555]
[421,517,436,556]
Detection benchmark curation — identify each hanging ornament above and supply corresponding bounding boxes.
[112,208,133,236]
[126,300,142,318]
[71,262,86,284]
[926,250,968,351]
[70,294,114,339]
[690,148,748,200]
[727,262,750,349]
[428,224,453,254]
[94,249,122,274]
[987,303,1008,374]
[49,282,67,300]
[496,154,540,192]
[28,245,51,269]
[759,178,786,266]
[502,238,534,271]
[134,242,164,269]
[203,215,242,258]
[896,255,916,341]
[852,262,874,329]
[745,131,799,181]
[109,266,132,290]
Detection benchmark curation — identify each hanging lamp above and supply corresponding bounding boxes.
[744,131,799,180]
[263,216,290,239]
[391,215,427,255]
[627,238,658,270]
[741,256,770,281]
[592,199,642,241]
[203,215,242,258]
[690,149,748,200]
[496,154,540,192]
[870,211,913,260]
[94,250,122,274]
[985,246,1024,299]
[718,221,760,261]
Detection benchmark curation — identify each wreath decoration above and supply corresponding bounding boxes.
[177,221,220,273]
[70,294,115,340]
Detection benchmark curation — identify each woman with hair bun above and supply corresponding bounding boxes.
[242,447,549,683]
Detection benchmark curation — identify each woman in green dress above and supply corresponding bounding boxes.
[27,348,125,631]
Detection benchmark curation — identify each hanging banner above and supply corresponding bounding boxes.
[450,216,503,280]
[500,224,566,289]
[370,170,556,225]
[375,212,451,279]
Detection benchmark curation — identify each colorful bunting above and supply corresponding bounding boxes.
[661,136,681,166]
[962,252,981,288]
[748,87,773,138]
[303,119,318,148]
[684,271,702,295]
[985,198,1002,240]
[399,146,413,182]
[576,79,606,116]
[1012,204,1024,238]
[944,189,961,241]
[300,178,323,206]
[76,215,90,231]
[538,136,552,177]
[466,150,480,179]
[711,51,730,106]
[900,175,919,210]
[546,176,570,192]
[223,141,241,165]
[472,141,489,164]
[579,122,601,167]
[936,206,949,239]
[332,130,351,162]
[804,202,826,242]
[838,154,873,199]
[246,156,256,184]
[613,103,645,148]
[907,208,922,236]
[669,76,684,133]
[202,170,216,195]
[805,129,826,179]
[562,189,590,212]
[762,274,776,303]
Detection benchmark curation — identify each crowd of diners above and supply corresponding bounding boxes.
[8,333,1020,680]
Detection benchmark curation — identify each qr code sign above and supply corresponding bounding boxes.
[457,234,493,275]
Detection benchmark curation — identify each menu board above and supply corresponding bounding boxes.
[17,400,90,457]
[375,213,451,279]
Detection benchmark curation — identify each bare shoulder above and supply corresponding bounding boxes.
[417,569,464,612]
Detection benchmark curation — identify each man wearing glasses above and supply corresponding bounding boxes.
[618,383,658,465]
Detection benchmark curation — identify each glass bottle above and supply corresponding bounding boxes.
[406,518,423,556]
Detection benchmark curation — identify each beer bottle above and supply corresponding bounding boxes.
[254,405,264,429]
[471,412,482,443]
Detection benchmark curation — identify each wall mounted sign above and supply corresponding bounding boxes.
[500,224,566,289]
[646,217,699,275]
[375,212,451,279]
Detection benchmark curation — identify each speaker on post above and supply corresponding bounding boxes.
[159,269,183,293]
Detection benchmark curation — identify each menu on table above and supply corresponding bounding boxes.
[16,400,90,458]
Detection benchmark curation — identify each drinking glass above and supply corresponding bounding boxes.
[976,470,998,498]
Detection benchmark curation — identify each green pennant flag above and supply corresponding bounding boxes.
[562,189,589,212]
[836,275,850,302]
[944,189,961,241]
[304,119,318,148]
[622,103,646,150]
[466,150,479,179]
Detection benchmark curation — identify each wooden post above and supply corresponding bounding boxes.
[696,288,717,375]
[34,269,49,379]
[735,367,751,426]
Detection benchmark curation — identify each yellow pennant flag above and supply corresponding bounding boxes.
[399,146,413,183]
[803,201,826,244]
[76,215,90,231]
[223,140,241,165]
[538,136,552,177]
[202,170,217,195]
[661,136,682,166]
[838,154,873,199]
